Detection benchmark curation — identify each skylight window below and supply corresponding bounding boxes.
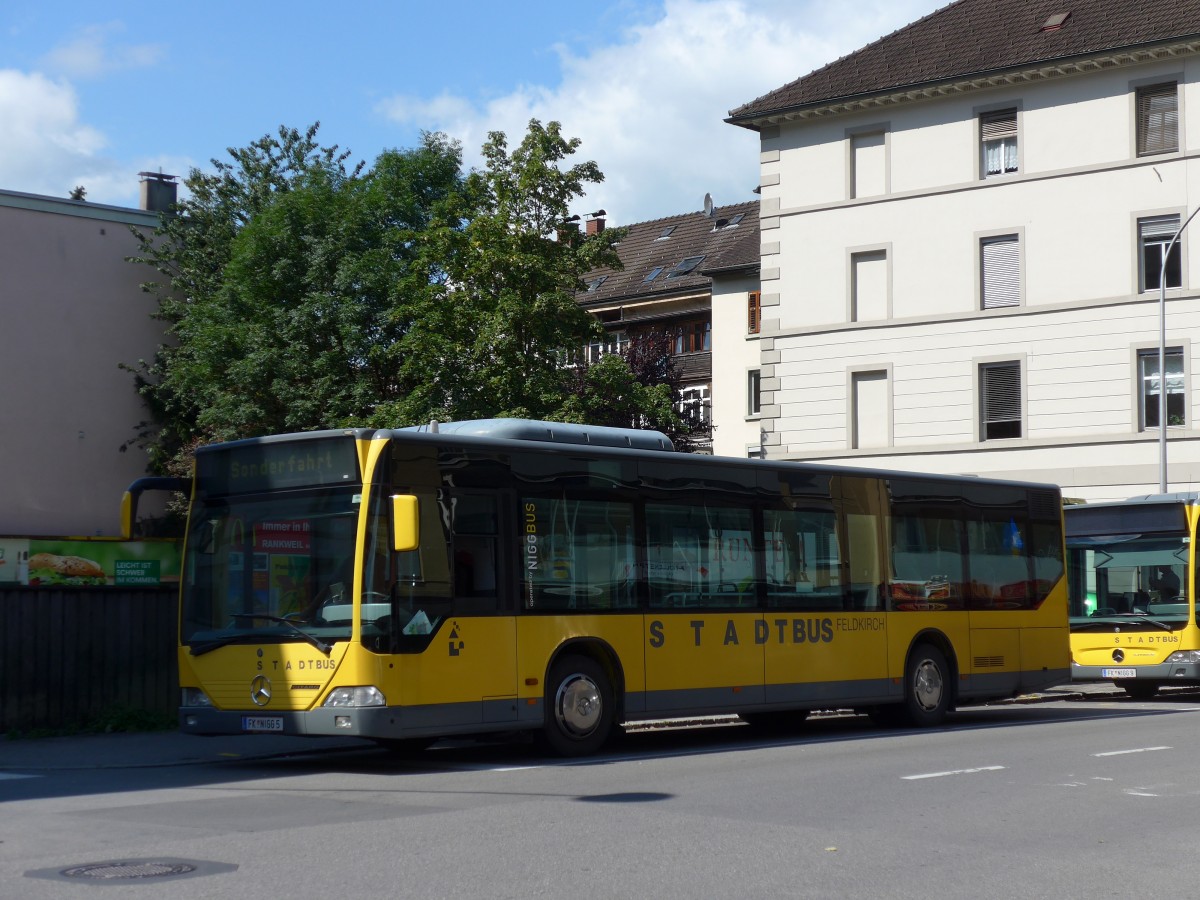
[643,266,664,283]
[586,275,607,292]
[1041,12,1070,31]
[713,212,745,231]
[667,255,705,278]
[655,226,676,241]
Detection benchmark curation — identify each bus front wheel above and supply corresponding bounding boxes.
[544,655,614,757]
[902,643,951,727]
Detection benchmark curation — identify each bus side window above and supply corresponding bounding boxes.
[645,501,756,609]
[764,507,845,611]
[521,494,637,611]
[452,493,500,612]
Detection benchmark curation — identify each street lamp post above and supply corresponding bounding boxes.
[1158,205,1200,493]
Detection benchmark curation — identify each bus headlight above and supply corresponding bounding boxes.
[181,687,213,708]
[1165,650,1200,665]
[322,686,386,708]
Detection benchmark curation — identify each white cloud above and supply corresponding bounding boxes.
[41,22,165,79]
[0,70,116,198]
[376,0,936,225]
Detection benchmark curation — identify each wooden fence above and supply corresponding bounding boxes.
[0,587,178,733]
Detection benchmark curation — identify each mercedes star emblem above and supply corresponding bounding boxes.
[250,674,272,707]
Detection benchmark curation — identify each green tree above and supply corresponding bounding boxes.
[374,119,626,425]
[128,119,690,474]
[128,124,463,470]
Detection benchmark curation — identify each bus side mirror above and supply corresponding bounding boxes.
[392,495,419,552]
[120,476,190,539]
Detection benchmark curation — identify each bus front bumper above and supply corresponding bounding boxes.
[1072,659,1200,683]
[180,706,422,739]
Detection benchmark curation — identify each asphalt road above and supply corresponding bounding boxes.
[4,688,1200,899]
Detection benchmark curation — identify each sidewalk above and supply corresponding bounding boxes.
[0,682,1123,772]
[0,730,371,772]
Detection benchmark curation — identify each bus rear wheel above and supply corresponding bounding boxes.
[544,655,614,757]
[901,643,951,727]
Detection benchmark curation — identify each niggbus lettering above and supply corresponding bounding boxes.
[525,503,539,572]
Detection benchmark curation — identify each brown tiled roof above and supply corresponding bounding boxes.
[728,0,1200,125]
[578,200,760,308]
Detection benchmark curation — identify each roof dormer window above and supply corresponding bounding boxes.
[667,255,705,278]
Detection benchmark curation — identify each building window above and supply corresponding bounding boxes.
[1140,215,1182,292]
[747,369,761,416]
[1138,348,1185,430]
[851,250,888,321]
[851,370,889,449]
[679,385,710,426]
[980,108,1018,177]
[1137,82,1179,156]
[980,361,1022,440]
[851,131,886,198]
[748,290,761,335]
[980,235,1020,309]
[674,319,711,354]
[584,331,626,364]
[667,255,705,278]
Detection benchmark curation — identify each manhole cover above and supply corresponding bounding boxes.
[63,861,197,880]
[26,857,237,884]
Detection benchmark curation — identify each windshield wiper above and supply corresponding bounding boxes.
[189,632,259,657]
[1071,615,1175,632]
[228,613,333,655]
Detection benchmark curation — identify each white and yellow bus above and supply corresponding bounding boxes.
[1067,494,1200,698]
[150,420,1068,755]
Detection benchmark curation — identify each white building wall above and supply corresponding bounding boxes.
[748,53,1200,502]
[711,274,763,457]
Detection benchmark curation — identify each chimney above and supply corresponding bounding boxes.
[586,209,607,235]
[139,171,178,212]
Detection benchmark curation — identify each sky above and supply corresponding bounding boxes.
[0,0,943,226]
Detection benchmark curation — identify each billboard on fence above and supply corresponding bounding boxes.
[0,538,180,587]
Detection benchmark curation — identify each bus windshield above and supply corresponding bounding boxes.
[1068,534,1190,622]
[181,486,363,651]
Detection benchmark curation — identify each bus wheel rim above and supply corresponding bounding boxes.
[555,673,602,738]
[913,659,943,712]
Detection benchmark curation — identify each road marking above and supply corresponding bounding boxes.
[902,765,1005,780]
[1092,746,1172,757]
[0,772,40,780]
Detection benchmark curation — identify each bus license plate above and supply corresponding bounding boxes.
[1101,668,1136,679]
[242,716,283,732]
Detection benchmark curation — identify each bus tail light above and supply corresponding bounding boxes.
[323,686,386,708]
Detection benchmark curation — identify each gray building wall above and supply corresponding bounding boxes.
[0,190,165,536]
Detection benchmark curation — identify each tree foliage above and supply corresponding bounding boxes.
[127,120,695,474]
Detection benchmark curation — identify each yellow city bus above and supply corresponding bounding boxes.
[1067,494,1200,698]
[144,420,1069,756]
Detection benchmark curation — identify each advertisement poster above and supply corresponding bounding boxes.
[0,538,180,587]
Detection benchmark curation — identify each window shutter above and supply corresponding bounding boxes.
[980,108,1017,140]
[1138,82,1179,155]
[748,290,761,334]
[981,236,1020,308]
[1140,215,1180,241]
[981,362,1022,439]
